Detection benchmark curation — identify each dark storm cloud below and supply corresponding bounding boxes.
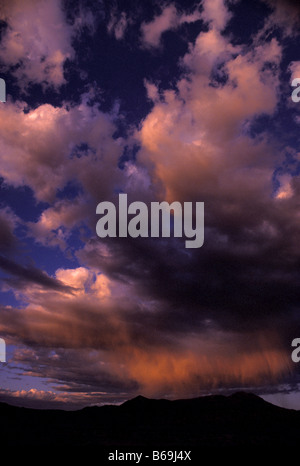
[0,256,75,292]
[79,221,300,339]
[12,346,138,396]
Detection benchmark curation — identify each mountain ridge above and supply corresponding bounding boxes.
[0,391,299,445]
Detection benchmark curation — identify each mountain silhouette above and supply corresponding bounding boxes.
[0,391,299,446]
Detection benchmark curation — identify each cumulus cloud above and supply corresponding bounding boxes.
[0,0,75,89]
[0,93,126,250]
[138,32,281,205]
[0,96,123,202]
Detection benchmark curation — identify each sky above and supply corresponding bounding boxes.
[0,0,300,410]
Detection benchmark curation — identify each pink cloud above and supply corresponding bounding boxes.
[140,5,201,48]
[137,14,282,207]
[0,98,122,202]
[0,0,75,89]
[201,0,232,31]
[0,387,119,409]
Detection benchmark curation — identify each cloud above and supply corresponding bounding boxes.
[0,96,123,203]
[27,197,88,250]
[254,0,300,41]
[0,386,121,409]
[264,0,300,30]
[0,255,76,292]
[138,36,281,204]
[140,4,201,48]
[0,207,19,251]
[55,266,111,299]
[107,11,129,40]
[288,60,300,83]
[0,292,292,402]
[0,0,100,91]
[0,0,75,90]
[275,173,294,199]
[119,339,291,397]
[201,0,232,31]
[0,93,126,250]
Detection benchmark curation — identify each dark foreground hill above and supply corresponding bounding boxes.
[0,391,299,446]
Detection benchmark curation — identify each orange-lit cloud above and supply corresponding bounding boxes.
[0,265,293,400]
[120,344,291,398]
